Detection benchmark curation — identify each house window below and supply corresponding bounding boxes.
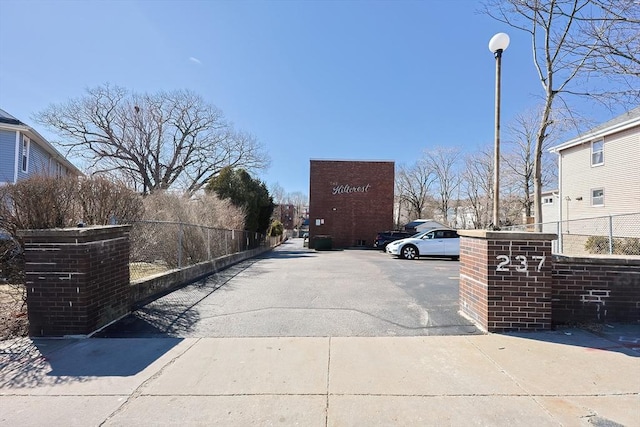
[591,188,604,206]
[591,140,603,166]
[542,197,554,205]
[21,136,30,173]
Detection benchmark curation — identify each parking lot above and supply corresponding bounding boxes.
[98,238,480,338]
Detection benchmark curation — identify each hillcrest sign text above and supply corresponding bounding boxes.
[332,183,371,195]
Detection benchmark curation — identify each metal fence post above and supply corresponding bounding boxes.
[608,215,614,255]
[178,223,183,268]
[207,228,211,260]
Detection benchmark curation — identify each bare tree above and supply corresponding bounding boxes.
[461,147,494,229]
[502,108,558,219]
[35,84,270,196]
[269,183,286,205]
[395,161,435,220]
[424,147,462,226]
[483,0,640,228]
[582,1,640,85]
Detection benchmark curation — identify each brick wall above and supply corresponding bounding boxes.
[309,160,394,248]
[458,234,489,329]
[19,226,131,337]
[459,231,556,332]
[551,255,640,324]
[276,204,295,230]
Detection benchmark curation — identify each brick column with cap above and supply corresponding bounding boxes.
[18,225,131,337]
[458,230,556,332]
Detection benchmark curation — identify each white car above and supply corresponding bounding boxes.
[385,228,460,260]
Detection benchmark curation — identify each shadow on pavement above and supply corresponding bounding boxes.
[95,304,200,338]
[0,336,183,388]
[501,323,640,357]
[45,338,183,376]
[95,260,255,338]
[260,249,318,259]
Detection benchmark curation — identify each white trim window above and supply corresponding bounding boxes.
[591,139,604,166]
[591,188,604,206]
[21,136,30,173]
[542,196,554,205]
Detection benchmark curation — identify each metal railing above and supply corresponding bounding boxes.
[129,220,280,281]
[503,212,640,256]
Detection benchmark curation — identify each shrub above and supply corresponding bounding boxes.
[131,192,247,267]
[618,237,640,256]
[77,177,144,224]
[0,175,78,233]
[267,220,284,237]
[141,191,245,230]
[0,175,144,234]
[585,235,640,256]
[584,236,611,254]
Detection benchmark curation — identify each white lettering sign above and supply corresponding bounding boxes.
[332,184,371,195]
[496,255,545,272]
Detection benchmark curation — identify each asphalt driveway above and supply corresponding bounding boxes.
[97,238,480,338]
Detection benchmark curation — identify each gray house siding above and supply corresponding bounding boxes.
[30,138,53,176]
[0,129,16,183]
[1,129,77,183]
[0,109,81,182]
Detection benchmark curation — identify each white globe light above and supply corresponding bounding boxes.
[489,33,510,53]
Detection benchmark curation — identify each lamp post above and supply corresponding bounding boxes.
[489,32,510,230]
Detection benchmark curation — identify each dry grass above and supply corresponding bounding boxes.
[0,284,28,340]
[129,262,171,281]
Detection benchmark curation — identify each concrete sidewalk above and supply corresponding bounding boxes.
[1,329,639,426]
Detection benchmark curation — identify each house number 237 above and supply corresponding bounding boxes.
[496,255,546,272]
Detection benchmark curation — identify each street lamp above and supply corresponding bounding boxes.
[489,32,510,230]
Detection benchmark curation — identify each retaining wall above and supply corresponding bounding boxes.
[551,255,640,324]
[459,231,640,332]
[130,246,272,307]
[19,225,276,337]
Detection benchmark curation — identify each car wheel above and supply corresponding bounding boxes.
[401,245,418,260]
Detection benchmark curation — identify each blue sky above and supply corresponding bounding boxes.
[0,0,627,196]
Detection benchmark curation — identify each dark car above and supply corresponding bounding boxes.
[374,230,414,250]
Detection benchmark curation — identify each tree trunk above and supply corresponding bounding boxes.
[534,96,554,231]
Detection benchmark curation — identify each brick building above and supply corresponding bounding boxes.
[309,160,394,248]
[275,204,295,230]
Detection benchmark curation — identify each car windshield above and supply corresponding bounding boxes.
[410,231,428,239]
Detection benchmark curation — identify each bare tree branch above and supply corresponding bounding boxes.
[461,147,494,229]
[395,161,435,220]
[424,147,462,227]
[35,84,270,196]
[482,0,639,228]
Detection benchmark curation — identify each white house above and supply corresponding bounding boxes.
[0,108,81,184]
[548,107,640,250]
[540,189,559,233]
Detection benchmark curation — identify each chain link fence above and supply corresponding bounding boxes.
[504,212,640,256]
[130,220,279,281]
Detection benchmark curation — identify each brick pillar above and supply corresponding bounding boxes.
[18,225,131,337]
[458,230,556,332]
